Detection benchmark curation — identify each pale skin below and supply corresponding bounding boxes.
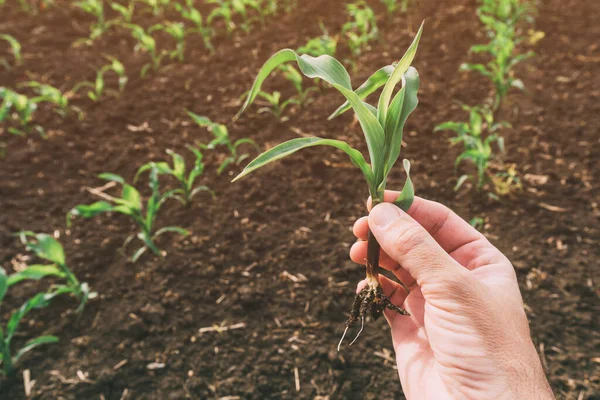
[350,191,555,400]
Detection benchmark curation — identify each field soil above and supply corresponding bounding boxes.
[0,0,599,399]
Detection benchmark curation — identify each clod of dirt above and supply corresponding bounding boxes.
[140,303,166,324]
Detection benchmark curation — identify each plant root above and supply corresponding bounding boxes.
[338,284,410,351]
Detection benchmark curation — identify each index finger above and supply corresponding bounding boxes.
[366,192,485,255]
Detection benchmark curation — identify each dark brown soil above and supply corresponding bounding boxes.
[0,0,598,399]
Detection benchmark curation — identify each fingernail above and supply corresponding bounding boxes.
[370,203,403,228]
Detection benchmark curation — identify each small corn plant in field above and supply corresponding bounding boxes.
[175,0,214,52]
[207,0,235,34]
[0,34,22,70]
[16,231,96,312]
[75,0,109,42]
[256,90,299,121]
[381,0,410,16]
[72,57,128,101]
[67,168,189,262]
[22,82,70,117]
[279,64,318,105]
[435,104,506,190]
[233,24,424,348]
[188,111,258,174]
[0,87,43,137]
[0,269,60,377]
[460,32,533,110]
[150,22,186,62]
[129,24,166,77]
[135,147,214,207]
[137,0,171,16]
[479,0,534,26]
[342,1,378,62]
[110,1,135,24]
[297,23,337,57]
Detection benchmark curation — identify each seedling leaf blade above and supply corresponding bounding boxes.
[377,21,424,126]
[232,137,374,187]
[6,265,66,287]
[394,160,414,211]
[13,336,59,363]
[329,64,394,119]
[234,49,352,120]
[0,268,7,303]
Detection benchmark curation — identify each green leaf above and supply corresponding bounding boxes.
[24,233,66,266]
[68,201,114,225]
[98,173,125,184]
[232,137,374,189]
[121,184,142,210]
[131,246,147,263]
[6,292,56,342]
[394,159,414,211]
[329,64,395,119]
[14,336,58,363]
[7,265,66,286]
[235,49,352,120]
[190,185,215,199]
[377,21,424,126]
[0,268,7,303]
[153,226,190,238]
[434,121,466,134]
[167,149,186,178]
[383,66,420,177]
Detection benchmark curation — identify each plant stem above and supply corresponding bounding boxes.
[365,197,382,286]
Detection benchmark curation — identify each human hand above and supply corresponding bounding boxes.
[350,192,554,400]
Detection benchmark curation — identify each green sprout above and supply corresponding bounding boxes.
[232,23,425,348]
[256,90,300,121]
[72,57,128,101]
[129,24,166,77]
[75,0,109,42]
[296,22,337,57]
[136,0,171,16]
[188,111,258,174]
[381,0,410,16]
[174,0,214,52]
[22,81,69,117]
[460,32,533,110]
[16,232,96,312]
[110,1,135,24]
[68,168,189,262]
[435,104,507,190]
[0,87,43,137]
[0,270,60,377]
[135,147,214,207]
[150,22,186,62]
[279,64,318,105]
[0,34,22,70]
[341,1,378,63]
[207,0,235,34]
[478,0,534,26]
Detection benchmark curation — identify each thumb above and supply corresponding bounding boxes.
[369,203,467,290]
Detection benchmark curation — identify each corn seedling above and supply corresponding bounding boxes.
[136,147,214,206]
[150,22,186,62]
[136,0,171,16]
[129,24,166,77]
[256,90,300,121]
[297,22,337,57]
[22,81,69,117]
[110,1,135,24]
[490,162,521,196]
[16,231,96,312]
[435,104,506,190]
[461,33,533,110]
[233,23,425,349]
[0,34,22,70]
[478,0,534,26]
[0,87,43,137]
[67,168,189,262]
[174,0,214,52]
[279,65,318,105]
[381,0,410,16]
[341,1,378,63]
[75,0,109,42]
[188,111,258,174]
[0,269,60,377]
[207,0,235,34]
[72,57,128,101]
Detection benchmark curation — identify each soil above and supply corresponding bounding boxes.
[0,0,598,399]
